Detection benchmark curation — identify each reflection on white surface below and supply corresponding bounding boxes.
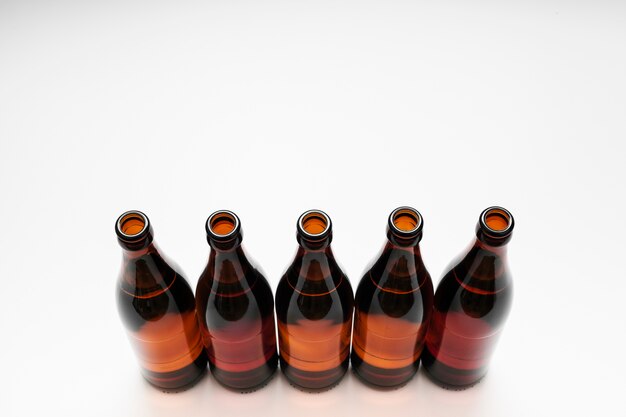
[104,363,497,417]
[110,365,508,417]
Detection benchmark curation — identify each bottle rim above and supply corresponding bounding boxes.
[297,209,332,241]
[479,206,514,237]
[206,210,241,242]
[116,210,150,241]
[388,206,423,238]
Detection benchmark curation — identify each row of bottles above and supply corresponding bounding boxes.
[115,206,514,392]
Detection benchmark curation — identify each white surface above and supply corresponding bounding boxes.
[1,1,625,416]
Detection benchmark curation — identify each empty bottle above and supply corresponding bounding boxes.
[422,206,514,388]
[195,210,278,391]
[115,210,207,391]
[351,207,434,387]
[275,210,354,390]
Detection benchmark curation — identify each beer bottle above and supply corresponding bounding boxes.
[275,210,354,391]
[196,210,278,391]
[115,210,207,391]
[352,207,434,388]
[423,206,514,388]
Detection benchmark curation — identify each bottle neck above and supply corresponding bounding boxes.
[375,239,426,286]
[295,223,335,282]
[376,207,426,288]
[209,242,246,259]
[474,236,509,257]
[118,240,175,294]
[297,233,332,251]
[386,228,422,248]
[121,241,159,261]
[116,210,154,251]
[293,244,336,282]
[471,206,514,260]
[207,240,254,284]
[383,239,422,255]
[456,237,509,287]
[117,226,154,249]
[118,230,160,269]
[386,207,424,247]
[475,206,514,248]
[204,210,252,285]
[296,243,334,258]
[474,218,511,258]
[208,232,243,251]
[115,211,175,294]
[295,209,333,251]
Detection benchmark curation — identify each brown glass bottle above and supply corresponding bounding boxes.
[275,210,354,391]
[115,210,207,391]
[195,210,278,391]
[351,207,434,388]
[422,206,514,389]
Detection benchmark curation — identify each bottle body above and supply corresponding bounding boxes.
[423,207,514,388]
[351,207,434,387]
[196,210,278,391]
[196,260,278,390]
[115,211,207,391]
[275,210,354,390]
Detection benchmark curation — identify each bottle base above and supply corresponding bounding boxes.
[209,352,279,393]
[279,354,349,392]
[350,350,418,389]
[421,347,486,389]
[142,350,208,392]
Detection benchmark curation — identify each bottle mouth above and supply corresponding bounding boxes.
[388,206,423,238]
[116,210,150,241]
[480,206,514,237]
[206,210,241,241]
[297,209,332,240]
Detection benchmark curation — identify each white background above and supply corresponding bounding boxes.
[1,1,625,416]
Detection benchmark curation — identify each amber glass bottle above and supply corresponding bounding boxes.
[422,206,514,389]
[115,210,207,391]
[275,210,354,391]
[351,207,434,388]
[195,210,278,391]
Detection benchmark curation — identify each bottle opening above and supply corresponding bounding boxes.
[389,206,423,238]
[298,210,331,239]
[480,206,514,236]
[393,210,419,232]
[116,211,149,239]
[207,210,240,240]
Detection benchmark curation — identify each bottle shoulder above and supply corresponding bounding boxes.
[276,272,354,321]
[356,244,433,294]
[438,258,513,296]
[434,264,513,327]
[355,269,433,318]
[117,251,189,297]
[198,266,272,300]
[198,268,275,328]
[277,257,352,295]
[116,269,195,332]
